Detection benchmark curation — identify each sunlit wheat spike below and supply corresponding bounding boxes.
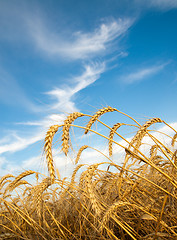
[4,180,31,197]
[44,124,61,183]
[130,117,163,151]
[85,106,116,134]
[75,145,89,164]
[7,170,35,193]
[109,123,123,157]
[172,150,177,165]
[0,180,12,192]
[61,112,84,156]
[11,180,31,191]
[22,186,32,197]
[172,133,177,147]
[100,200,128,232]
[150,144,158,157]
[33,177,51,216]
[84,164,102,216]
[71,164,85,185]
[0,174,14,187]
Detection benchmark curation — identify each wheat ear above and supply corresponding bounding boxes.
[0,174,14,187]
[71,164,85,185]
[75,145,89,164]
[100,200,128,232]
[130,118,162,151]
[84,164,102,216]
[44,124,61,183]
[85,106,116,134]
[33,177,51,216]
[62,112,84,156]
[6,170,35,193]
[150,144,158,157]
[172,133,177,147]
[109,123,123,157]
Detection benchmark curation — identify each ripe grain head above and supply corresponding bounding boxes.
[109,123,123,157]
[61,112,84,156]
[85,106,116,134]
[44,124,61,183]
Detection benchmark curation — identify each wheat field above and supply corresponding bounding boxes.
[0,106,177,239]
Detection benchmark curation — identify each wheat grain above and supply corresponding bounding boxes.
[100,201,128,232]
[62,112,84,156]
[150,144,158,157]
[6,170,35,193]
[83,164,102,216]
[0,179,12,191]
[71,164,85,185]
[33,177,51,216]
[109,123,123,157]
[75,145,89,164]
[130,118,162,152]
[11,180,31,191]
[85,106,116,134]
[172,133,177,147]
[44,124,61,183]
[0,174,14,187]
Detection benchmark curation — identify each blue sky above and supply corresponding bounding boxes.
[0,0,177,177]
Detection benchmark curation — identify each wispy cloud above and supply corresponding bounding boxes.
[135,0,177,10]
[28,18,133,60]
[0,132,44,155]
[0,62,105,155]
[122,62,169,84]
[47,62,105,112]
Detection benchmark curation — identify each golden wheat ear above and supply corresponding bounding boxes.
[109,123,124,157]
[7,170,35,193]
[85,106,116,134]
[75,145,89,164]
[61,112,84,156]
[44,124,61,183]
[129,117,163,152]
[172,133,177,147]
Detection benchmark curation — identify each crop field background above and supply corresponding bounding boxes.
[0,106,177,240]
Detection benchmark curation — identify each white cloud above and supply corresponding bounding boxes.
[122,62,169,84]
[16,62,106,130]
[46,62,106,112]
[0,132,44,155]
[135,0,177,10]
[28,18,133,60]
[0,62,106,155]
